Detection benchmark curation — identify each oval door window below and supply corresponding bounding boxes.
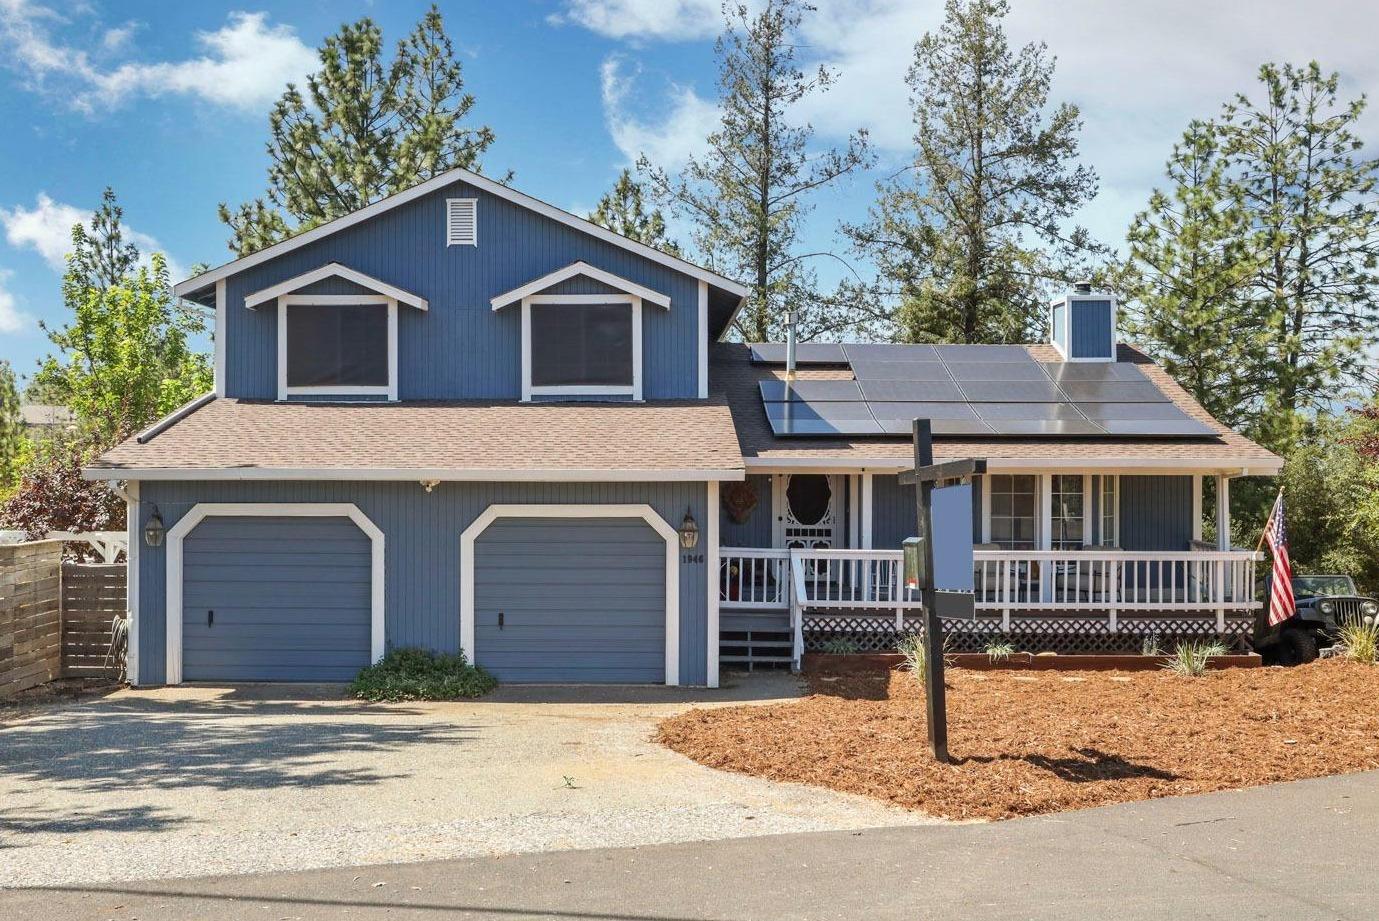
[786,474,832,526]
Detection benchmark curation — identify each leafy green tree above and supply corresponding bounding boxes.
[0,360,24,494]
[589,169,680,255]
[1119,121,1268,430]
[1220,62,1379,447]
[644,0,872,341]
[36,254,211,446]
[221,5,498,256]
[844,0,1100,344]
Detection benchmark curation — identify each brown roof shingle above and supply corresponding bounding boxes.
[89,398,745,478]
[714,342,1280,472]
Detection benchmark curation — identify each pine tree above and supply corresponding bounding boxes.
[644,0,871,341]
[68,188,139,292]
[0,360,23,492]
[1120,121,1268,429]
[220,5,498,256]
[589,169,680,255]
[844,0,1100,344]
[1219,62,1379,446]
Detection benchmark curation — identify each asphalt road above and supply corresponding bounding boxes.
[4,768,1374,921]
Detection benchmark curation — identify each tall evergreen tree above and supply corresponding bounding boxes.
[69,188,139,292]
[644,0,871,341]
[1219,62,1379,446]
[844,0,1100,344]
[0,360,23,492]
[1119,121,1268,429]
[589,169,680,254]
[220,5,498,256]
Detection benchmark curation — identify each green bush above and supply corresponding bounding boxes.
[350,647,497,701]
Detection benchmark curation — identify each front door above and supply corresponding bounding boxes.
[773,474,840,552]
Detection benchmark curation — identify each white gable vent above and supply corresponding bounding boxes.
[447,198,477,246]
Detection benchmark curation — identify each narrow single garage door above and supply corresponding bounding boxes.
[473,517,666,683]
[181,516,372,681]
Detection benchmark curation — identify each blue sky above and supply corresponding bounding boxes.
[0,0,1373,385]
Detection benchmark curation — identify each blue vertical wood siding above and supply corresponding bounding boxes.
[871,473,981,549]
[135,480,709,686]
[719,474,773,547]
[223,179,704,401]
[1070,300,1115,359]
[1119,475,1192,551]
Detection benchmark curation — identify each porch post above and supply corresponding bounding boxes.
[1039,473,1053,602]
[860,473,874,548]
[1191,476,1204,542]
[1215,475,1231,551]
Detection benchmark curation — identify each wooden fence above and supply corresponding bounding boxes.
[0,541,63,697]
[0,543,128,697]
[61,563,127,679]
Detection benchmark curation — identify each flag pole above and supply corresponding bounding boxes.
[1255,486,1284,555]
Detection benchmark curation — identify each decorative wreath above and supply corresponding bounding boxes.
[721,479,759,525]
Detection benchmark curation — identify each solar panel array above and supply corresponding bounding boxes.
[753,343,1216,439]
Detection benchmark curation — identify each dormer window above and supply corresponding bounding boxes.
[243,263,429,402]
[490,261,671,402]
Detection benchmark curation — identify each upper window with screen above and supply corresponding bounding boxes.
[530,303,633,390]
[287,304,388,388]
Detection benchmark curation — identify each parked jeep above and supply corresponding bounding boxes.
[1253,574,1379,665]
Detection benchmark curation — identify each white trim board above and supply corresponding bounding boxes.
[705,481,720,689]
[276,295,399,401]
[173,167,748,301]
[459,504,681,686]
[163,502,386,686]
[520,295,643,401]
[491,262,671,310]
[85,466,747,482]
[125,480,141,686]
[245,263,428,310]
[213,279,226,396]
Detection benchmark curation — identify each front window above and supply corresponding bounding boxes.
[286,303,389,389]
[529,303,634,391]
[1050,474,1085,550]
[988,474,1037,549]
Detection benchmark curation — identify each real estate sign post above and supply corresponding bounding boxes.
[900,419,984,763]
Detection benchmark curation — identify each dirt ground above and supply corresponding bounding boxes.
[657,659,1379,820]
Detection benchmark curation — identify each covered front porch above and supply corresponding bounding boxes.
[715,467,1265,667]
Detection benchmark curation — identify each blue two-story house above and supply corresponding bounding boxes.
[87,167,1281,687]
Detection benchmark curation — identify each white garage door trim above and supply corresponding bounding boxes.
[165,503,386,685]
[460,504,680,686]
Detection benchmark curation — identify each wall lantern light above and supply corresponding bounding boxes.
[143,507,165,547]
[679,508,699,550]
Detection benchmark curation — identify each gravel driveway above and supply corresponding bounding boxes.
[0,674,933,888]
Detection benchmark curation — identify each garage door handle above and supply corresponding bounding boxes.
[497,611,504,630]
[207,609,214,627]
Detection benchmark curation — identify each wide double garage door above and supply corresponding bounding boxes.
[180,516,373,682]
[472,517,667,683]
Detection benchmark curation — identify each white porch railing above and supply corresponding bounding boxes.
[719,545,1264,669]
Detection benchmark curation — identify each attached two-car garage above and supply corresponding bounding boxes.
[164,503,679,686]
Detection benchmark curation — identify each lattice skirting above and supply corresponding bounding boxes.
[804,614,1253,655]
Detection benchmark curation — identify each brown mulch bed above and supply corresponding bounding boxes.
[657,659,1379,821]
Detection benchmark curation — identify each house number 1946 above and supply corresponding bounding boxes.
[681,552,705,564]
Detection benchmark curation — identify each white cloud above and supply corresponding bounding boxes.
[552,0,720,41]
[600,55,719,170]
[0,193,185,281]
[0,2,315,113]
[0,269,30,334]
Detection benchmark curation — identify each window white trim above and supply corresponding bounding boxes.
[459,504,681,686]
[173,167,749,300]
[697,280,709,398]
[490,262,671,310]
[245,264,428,310]
[521,295,643,401]
[983,473,1043,550]
[164,503,386,686]
[213,279,226,396]
[706,481,720,689]
[277,294,398,401]
[447,198,477,247]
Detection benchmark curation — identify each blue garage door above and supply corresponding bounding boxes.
[473,517,666,683]
[182,516,372,681]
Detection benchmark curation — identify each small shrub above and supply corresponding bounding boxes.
[1141,634,1164,657]
[1162,640,1228,677]
[820,637,860,655]
[350,647,497,701]
[1337,616,1379,665]
[897,633,949,684]
[983,638,1016,663]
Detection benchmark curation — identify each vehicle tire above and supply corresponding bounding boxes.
[1276,628,1319,666]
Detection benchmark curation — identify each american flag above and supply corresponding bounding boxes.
[1263,490,1295,627]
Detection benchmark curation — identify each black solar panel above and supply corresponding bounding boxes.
[974,402,1087,421]
[873,417,996,435]
[748,342,847,365]
[956,380,1068,403]
[758,380,864,402]
[1076,402,1189,421]
[858,380,966,402]
[984,419,1108,436]
[946,361,1053,382]
[763,400,883,436]
[1042,362,1148,382]
[1057,381,1169,403]
[866,401,985,422]
[842,343,940,362]
[1098,419,1216,437]
[934,344,1032,362]
[849,360,951,381]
